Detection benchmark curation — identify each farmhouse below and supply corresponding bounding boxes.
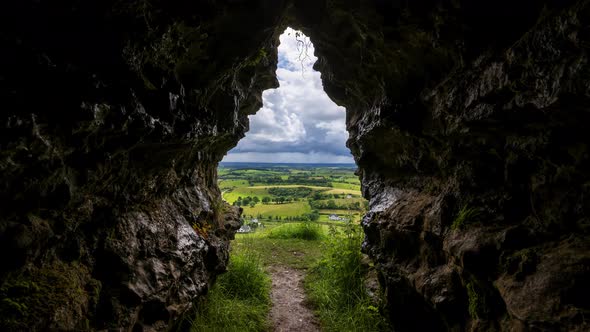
[328,214,341,221]
[237,225,252,233]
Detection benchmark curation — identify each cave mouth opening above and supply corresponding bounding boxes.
[218,26,363,222]
[212,27,373,331]
[222,27,353,165]
[218,23,365,216]
[215,26,368,240]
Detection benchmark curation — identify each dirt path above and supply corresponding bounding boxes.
[268,266,320,332]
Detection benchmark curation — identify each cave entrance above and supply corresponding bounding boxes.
[209,28,379,331]
[223,27,351,164]
[219,27,362,224]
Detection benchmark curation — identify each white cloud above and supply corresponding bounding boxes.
[224,27,353,164]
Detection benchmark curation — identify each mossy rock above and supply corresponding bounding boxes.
[501,247,539,280]
[0,260,91,330]
[466,281,488,319]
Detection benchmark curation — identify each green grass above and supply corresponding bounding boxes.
[190,219,389,331]
[234,232,324,269]
[242,201,312,218]
[191,249,271,332]
[466,280,490,319]
[267,222,324,241]
[217,167,231,176]
[305,223,390,332]
[204,166,386,330]
[316,197,364,204]
[219,179,250,188]
[451,205,480,230]
[222,187,270,203]
[331,182,360,190]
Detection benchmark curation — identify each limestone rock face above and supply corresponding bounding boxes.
[294,1,590,330]
[1,0,281,330]
[337,2,590,332]
[1,0,589,331]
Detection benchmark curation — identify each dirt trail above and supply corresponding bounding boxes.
[268,266,320,332]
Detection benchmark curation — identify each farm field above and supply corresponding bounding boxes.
[243,201,312,218]
[218,162,368,223]
[331,182,360,190]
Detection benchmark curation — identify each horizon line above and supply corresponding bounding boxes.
[219,161,356,165]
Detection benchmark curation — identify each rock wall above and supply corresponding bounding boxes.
[1,0,589,331]
[299,1,590,331]
[0,0,284,330]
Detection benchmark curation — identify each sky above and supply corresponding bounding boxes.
[222,28,354,164]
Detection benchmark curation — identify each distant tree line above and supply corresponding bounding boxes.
[240,176,333,186]
[233,196,260,207]
[311,192,357,200]
[268,187,312,197]
[309,200,363,211]
[233,195,305,207]
[244,211,320,222]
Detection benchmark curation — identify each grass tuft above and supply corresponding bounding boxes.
[451,205,480,230]
[190,249,271,331]
[466,282,480,319]
[305,222,390,331]
[267,222,324,240]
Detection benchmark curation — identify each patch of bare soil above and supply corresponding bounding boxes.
[268,266,320,332]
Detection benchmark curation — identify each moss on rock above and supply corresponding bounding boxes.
[0,260,91,330]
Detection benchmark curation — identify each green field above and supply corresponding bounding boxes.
[331,182,360,190]
[219,179,249,189]
[242,201,312,218]
[315,198,365,205]
[222,187,270,203]
[218,163,367,223]
[323,188,361,195]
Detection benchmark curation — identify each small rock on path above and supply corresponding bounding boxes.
[269,266,320,332]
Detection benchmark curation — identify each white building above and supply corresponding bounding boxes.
[237,225,252,233]
[329,214,341,221]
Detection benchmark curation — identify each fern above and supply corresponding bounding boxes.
[451,205,480,230]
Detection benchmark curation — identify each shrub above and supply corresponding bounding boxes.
[268,186,312,198]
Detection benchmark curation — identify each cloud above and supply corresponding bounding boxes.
[224,28,353,164]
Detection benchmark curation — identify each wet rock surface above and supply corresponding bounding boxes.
[1,0,590,330]
[293,0,590,330]
[1,0,281,329]
[334,1,590,331]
